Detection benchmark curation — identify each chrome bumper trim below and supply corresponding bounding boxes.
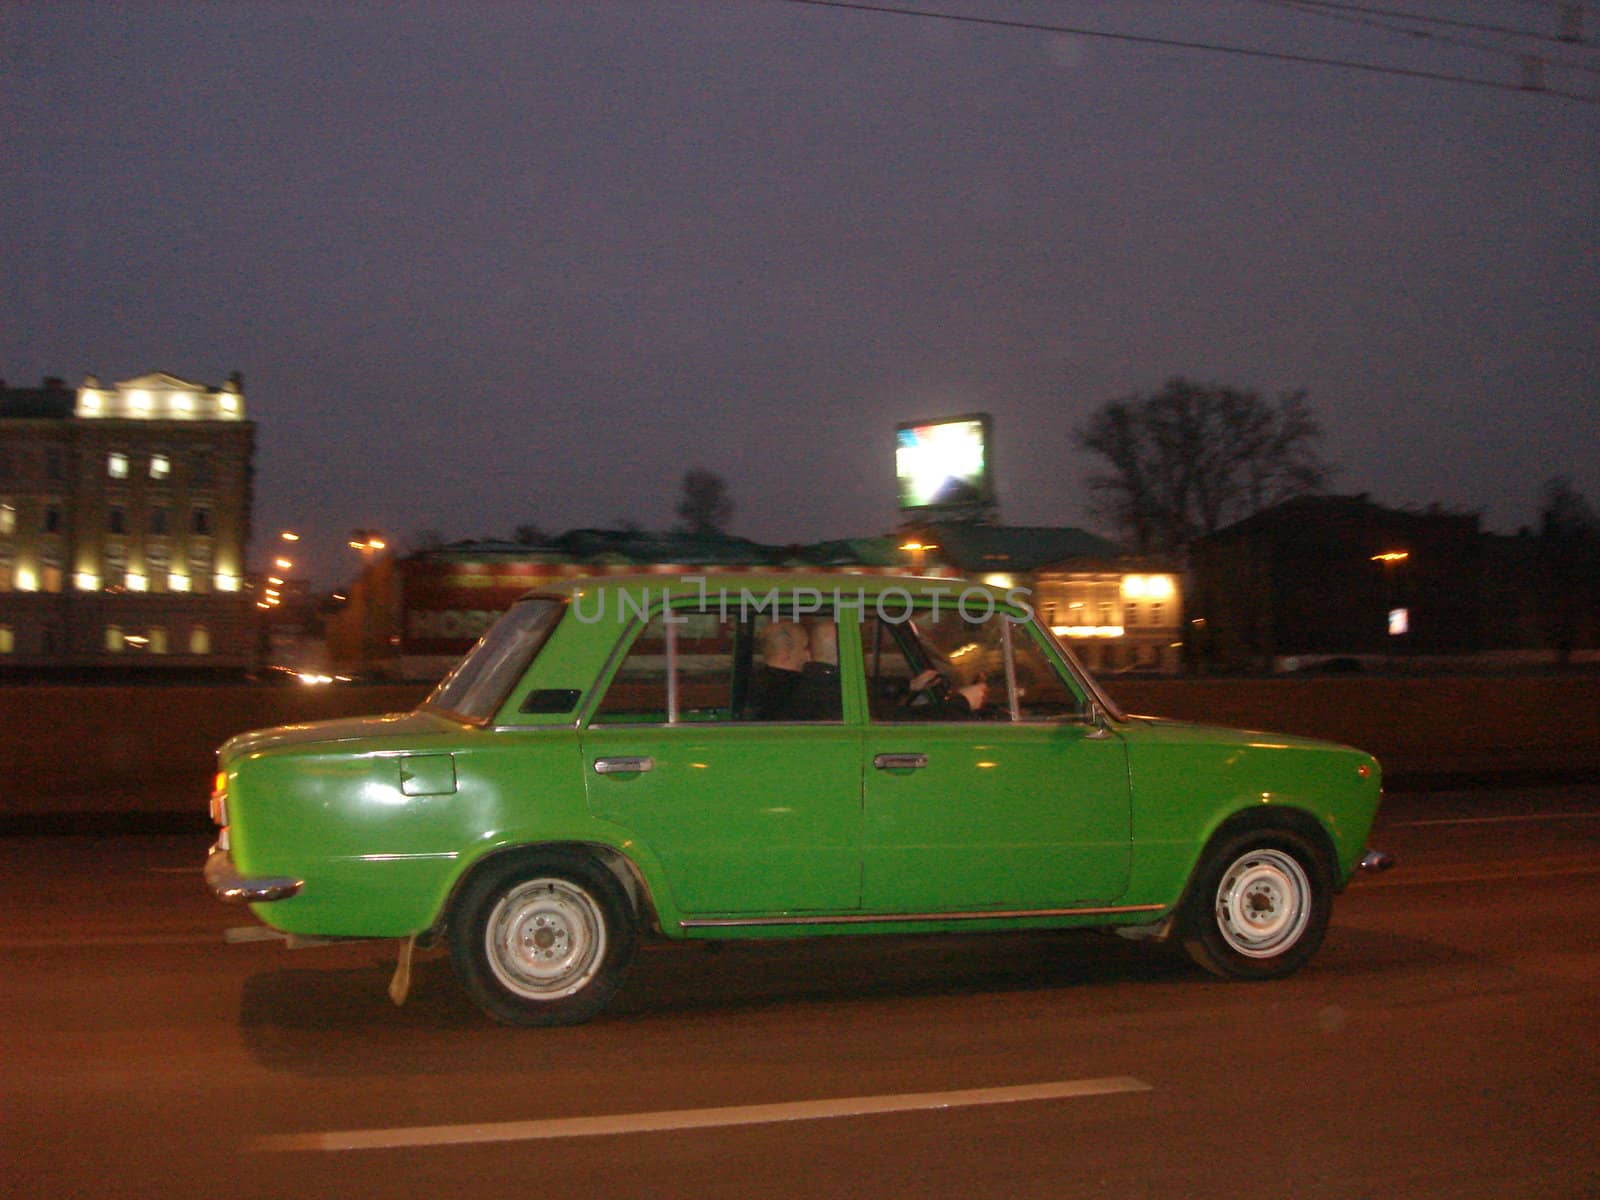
[205,843,304,904]
[1358,849,1396,875]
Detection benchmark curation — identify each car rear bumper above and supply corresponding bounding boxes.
[205,843,304,904]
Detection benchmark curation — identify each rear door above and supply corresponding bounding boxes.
[582,598,862,916]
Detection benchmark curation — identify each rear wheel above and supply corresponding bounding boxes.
[449,852,637,1025]
[1179,829,1332,980]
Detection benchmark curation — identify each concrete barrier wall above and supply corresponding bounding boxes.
[2,685,429,819]
[1,676,1596,819]
[1109,675,1600,779]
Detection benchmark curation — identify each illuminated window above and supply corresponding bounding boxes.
[1125,603,1139,626]
[146,544,170,590]
[187,543,212,592]
[169,391,191,415]
[150,454,170,480]
[147,627,168,654]
[1150,602,1164,626]
[0,625,12,654]
[108,452,129,479]
[106,625,125,652]
[169,573,191,593]
[189,626,211,655]
[130,390,152,415]
[75,571,99,592]
[0,501,13,534]
[39,551,63,593]
[104,544,128,588]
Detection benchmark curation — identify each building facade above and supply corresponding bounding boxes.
[1187,494,1486,670]
[900,522,1184,675]
[0,372,256,673]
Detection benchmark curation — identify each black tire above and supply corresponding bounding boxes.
[1178,828,1332,981]
[449,852,637,1026]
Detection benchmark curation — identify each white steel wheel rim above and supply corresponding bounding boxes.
[1214,849,1311,958]
[485,878,608,1000]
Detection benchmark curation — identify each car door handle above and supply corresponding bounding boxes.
[593,756,654,775]
[873,753,928,771]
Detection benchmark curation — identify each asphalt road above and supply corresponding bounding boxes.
[4,785,1598,1200]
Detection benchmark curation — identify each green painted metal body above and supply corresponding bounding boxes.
[216,575,1382,942]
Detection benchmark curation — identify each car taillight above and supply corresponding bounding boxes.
[210,771,229,827]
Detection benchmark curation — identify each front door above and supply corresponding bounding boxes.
[857,609,1132,912]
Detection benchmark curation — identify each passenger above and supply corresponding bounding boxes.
[747,620,810,720]
[788,620,842,720]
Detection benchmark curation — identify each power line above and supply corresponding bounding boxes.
[1255,0,1600,79]
[772,0,1599,103]
[1263,0,1593,47]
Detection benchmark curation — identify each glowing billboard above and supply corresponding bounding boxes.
[895,413,994,512]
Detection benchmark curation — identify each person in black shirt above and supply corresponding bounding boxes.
[746,620,810,720]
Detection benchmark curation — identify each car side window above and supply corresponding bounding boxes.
[862,609,1004,722]
[590,602,843,725]
[1008,628,1089,721]
[861,609,1084,723]
[591,615,672,724]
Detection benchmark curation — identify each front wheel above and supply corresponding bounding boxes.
[1179,829,1332,981]
[449,853,637,1025]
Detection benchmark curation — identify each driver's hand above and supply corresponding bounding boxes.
[909,669,940,691]
[957,679,988,710]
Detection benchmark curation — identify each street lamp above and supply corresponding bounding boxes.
[1371,551,1411,654]
[900,540,937,574]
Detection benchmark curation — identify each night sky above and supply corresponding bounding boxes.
[5,1,1596,586]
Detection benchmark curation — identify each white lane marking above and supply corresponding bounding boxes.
[254,1076,1154,1152]
[1357,864,1600,888]
[1391,813,1600,827]
[0,932,242,949]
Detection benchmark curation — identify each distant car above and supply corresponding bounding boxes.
[207,574,1391,1025]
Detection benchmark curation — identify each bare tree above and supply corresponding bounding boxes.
[676,467,735,535]
[1077,377,1333,553]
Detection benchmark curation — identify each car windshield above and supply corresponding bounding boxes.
[424,596,565,723]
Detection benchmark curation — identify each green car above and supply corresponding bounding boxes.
[207,574,1391,1025]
